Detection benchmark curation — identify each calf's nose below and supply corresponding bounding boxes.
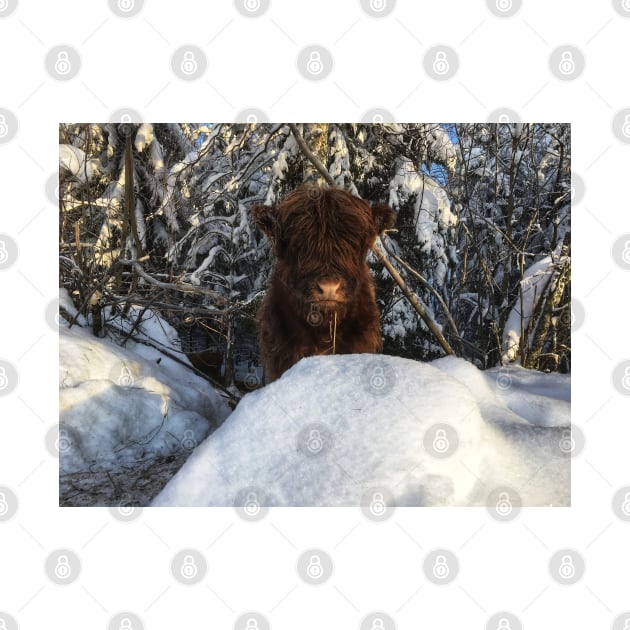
[315,278,342,300]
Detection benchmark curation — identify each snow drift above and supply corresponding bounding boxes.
[59,318,231,477]
[153,354,570,508]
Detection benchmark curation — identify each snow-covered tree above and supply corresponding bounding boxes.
[59,122,571,388]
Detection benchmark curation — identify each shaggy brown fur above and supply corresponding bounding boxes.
[251,184,395,381]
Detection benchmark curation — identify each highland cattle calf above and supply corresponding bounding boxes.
[251,184,395,381]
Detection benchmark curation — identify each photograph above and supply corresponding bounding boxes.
[58,122,571,508]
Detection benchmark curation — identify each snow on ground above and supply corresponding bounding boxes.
[59,306,231,505]
[153,354,570,508]
[58,290,570,508]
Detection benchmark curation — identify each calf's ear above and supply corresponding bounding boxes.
[251,204,277,239]
[371,203,396,234]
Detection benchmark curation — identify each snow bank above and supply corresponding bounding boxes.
[153,355,570,508]
[59,322,231,475]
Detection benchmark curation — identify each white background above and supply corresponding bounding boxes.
[1,0,629,628]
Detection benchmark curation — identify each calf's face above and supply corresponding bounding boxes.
[252,185,394,321]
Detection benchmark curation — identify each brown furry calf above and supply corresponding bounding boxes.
[251,185,395,381]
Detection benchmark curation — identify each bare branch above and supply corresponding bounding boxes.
[372,238,454,356]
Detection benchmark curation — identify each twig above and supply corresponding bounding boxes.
[372,239,454,356]
[383,242,461,341]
